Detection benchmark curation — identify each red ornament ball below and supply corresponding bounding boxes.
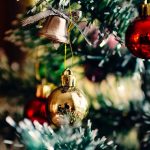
[126,16,150,59]
[24,98,48,124]
[24,82,55,124]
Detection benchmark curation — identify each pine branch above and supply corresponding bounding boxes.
[6,117,117,150]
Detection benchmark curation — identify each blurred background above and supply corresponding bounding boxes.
[0,1,34,149]
[0,0,150,150]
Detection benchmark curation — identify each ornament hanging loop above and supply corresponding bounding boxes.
[61,68,76,87]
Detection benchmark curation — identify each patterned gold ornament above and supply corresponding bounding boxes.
[47,68,89,126]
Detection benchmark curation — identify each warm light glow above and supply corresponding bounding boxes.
[131,33,139,43]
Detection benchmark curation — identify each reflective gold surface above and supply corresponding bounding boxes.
[61,68,76,87]
[47,87,88,126]
[141,0,150,16]
[47,68,88,126]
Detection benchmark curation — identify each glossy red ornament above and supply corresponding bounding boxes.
[126,2,150,59]
[24,97,48,124]
[24,82,55,124]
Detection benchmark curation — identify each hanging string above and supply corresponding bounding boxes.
[63,0,74,68]
[68,1,73,30]
[64,44,67,69]
[69,37,74,66]
[68,1,74,66]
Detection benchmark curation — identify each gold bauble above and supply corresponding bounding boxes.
[47,69,89,126]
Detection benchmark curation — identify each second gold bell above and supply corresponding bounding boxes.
[47,68,89,126]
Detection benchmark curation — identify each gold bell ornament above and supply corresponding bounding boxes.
[47,68,89,126]
[39,16,69,44]
[22,7,92,45]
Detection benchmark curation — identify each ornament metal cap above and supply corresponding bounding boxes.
[61,68,76,87]
[39,16,69,44]
[141,0,150,16]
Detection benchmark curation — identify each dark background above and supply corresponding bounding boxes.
[0,0,34,65]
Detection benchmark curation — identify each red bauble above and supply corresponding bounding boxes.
[126,16,150,59]
[24,98,47,124]
[24,82,55,124]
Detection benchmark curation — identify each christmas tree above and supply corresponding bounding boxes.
[1,0,150,149]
